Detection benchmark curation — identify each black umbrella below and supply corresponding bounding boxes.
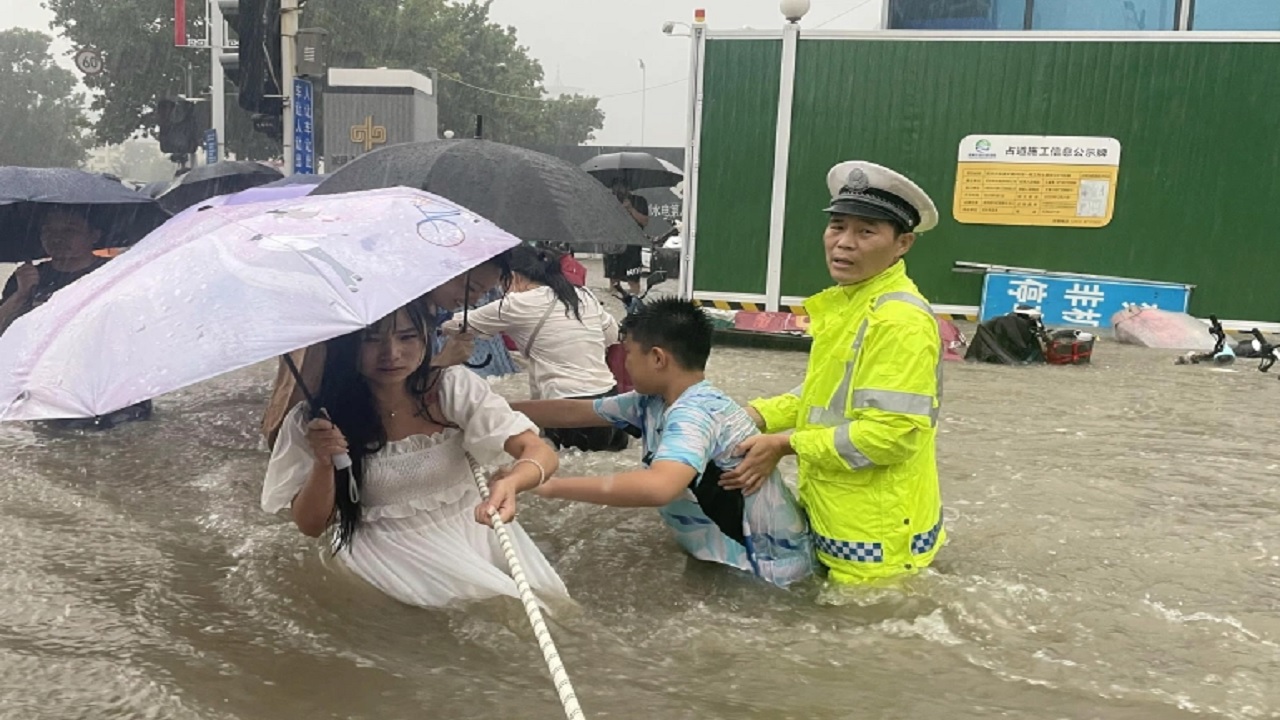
[138,180,170,198]
[581,152,682,191]
[315,140,649,249]
[156,160,283,213]
[0,167,172,263]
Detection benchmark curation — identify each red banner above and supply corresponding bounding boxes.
[732,311,810,335]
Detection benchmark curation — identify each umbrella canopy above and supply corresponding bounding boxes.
[581,151,682,190]
[260,173,328,188]
[173,182,318,217]
[316,140,649,249]
[139,180,170,198]
[157,160,283,214]
[0,167,171,262]
[0,186,520,421]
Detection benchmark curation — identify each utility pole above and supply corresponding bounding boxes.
[639,58,647,146]
[209,0,225,163]
[281,0,298,176]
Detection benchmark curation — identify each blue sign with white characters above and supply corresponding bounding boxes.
[203,128,217,165]
[980,272,1192,329]
[293,77,315,175]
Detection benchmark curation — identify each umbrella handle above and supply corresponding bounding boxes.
[282,353,353,471]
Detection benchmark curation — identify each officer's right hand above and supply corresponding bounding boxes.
[305,418,348,468]
[721,433,793,496]
[12,263,38,297]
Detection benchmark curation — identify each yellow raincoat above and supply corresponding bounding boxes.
[750,261,944,584]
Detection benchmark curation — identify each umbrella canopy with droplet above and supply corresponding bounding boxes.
[316,140,649,249]
[581,151,683,190]
[157,160,283,214]
[0,167,172,262]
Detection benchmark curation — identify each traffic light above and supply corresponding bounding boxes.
[156,97,201,154]
[217,0,282,117]
[251,112,283,141]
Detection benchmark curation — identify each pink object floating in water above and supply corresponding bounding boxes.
[1111,306,1215,351]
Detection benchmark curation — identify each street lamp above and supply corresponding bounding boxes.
[639,58,647,146]
[662,20,692,36]
[780,0,811,23]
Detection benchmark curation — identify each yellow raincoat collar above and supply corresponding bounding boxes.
[805,261,911,332]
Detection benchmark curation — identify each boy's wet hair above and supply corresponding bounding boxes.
[620,297,713,371]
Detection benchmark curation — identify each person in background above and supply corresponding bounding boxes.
[723,160,945,586]
[603,178,648,301]
[0,208,108,335]
[0,208,152,429]
[263,301,568,608]
[261,253,511,449]
[487,298,815,588]
[443,245,629,452]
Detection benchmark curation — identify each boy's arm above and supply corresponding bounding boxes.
[537,461,695,507]
[509,399,610,429]
[537,402,714,508]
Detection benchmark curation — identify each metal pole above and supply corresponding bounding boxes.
[209,0,225,163]
[281,0,298,175]
[639,59,647,146]
[678,20,705,302]
[1176,0,1195,30]
[763,20,801,312]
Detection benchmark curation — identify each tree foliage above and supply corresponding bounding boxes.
[45,0,278,160]
[88,139,182,183]
[302,0,604,145]
[45,0,604,162]
[0,28,92,167]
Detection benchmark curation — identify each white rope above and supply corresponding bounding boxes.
[466,453,586,720]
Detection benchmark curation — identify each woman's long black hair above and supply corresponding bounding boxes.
[504,244,583,321]
[313,299,446,552]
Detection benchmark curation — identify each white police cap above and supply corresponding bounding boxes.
[824,161,938,234]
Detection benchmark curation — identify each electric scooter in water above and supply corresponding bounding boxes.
[1174,315,1235,366]
[613,269,668,316]
[1244,328,1279,375]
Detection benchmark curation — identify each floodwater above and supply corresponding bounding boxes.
[2,292,1279,718]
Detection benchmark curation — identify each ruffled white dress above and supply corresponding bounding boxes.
[261,366,570,608]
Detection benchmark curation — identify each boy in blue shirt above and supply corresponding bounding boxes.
[484,297,815,588]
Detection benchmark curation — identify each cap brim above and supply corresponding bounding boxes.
[823,199,907,226]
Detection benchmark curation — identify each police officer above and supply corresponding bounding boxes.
[721,160,945,585]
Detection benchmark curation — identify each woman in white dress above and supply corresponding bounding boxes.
[262,253,511,448]
[261,300,568,607]
[443,245,630,452]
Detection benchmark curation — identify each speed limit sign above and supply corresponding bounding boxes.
[74,48,103,76]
